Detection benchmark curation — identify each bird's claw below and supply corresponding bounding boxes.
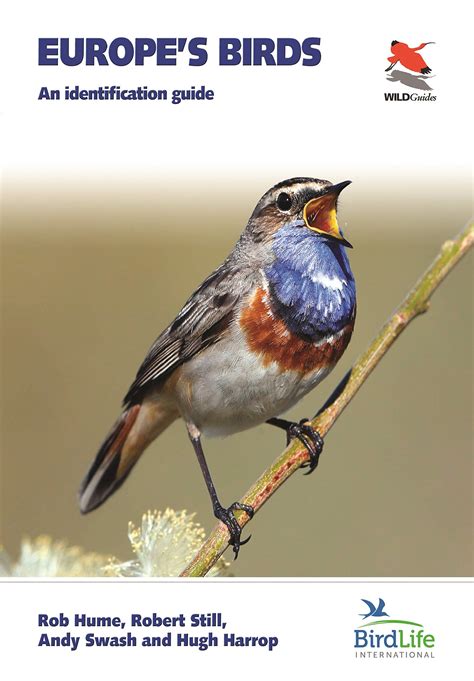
[229,501,255,519]
[214,502,254,559]
[287,418,324,474]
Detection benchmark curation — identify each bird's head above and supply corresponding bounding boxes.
[247,177,353,249]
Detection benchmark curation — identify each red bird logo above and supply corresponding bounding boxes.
[386,40,434,74]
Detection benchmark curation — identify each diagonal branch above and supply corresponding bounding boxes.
[181,221,474,577]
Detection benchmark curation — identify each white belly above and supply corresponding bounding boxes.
[174,328,332,437]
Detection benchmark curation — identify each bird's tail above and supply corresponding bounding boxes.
[79,399,177,514]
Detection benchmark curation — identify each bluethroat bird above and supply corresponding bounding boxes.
[79,178,356,557]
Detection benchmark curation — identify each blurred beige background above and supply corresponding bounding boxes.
[1,178,472,576]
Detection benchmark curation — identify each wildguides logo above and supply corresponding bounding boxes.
[354,598,436,659]
[384,40,436,101]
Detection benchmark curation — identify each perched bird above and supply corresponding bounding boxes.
[79,178,356,556]
[386,40,434,74]
[360,598,389,620]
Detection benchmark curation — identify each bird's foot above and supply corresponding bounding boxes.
[267,417,324,474]
[214,502,254,559]
[289,419,324,474]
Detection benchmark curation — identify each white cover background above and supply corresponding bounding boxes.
[0,580,472,680]
[1,0,471,187]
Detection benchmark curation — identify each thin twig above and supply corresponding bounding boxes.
[181,221,474,577]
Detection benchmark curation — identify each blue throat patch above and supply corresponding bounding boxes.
[265,222,356,340]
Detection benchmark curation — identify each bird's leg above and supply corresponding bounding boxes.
[266,417,324,474]
[186,423,254,559]
[385,61,398,72]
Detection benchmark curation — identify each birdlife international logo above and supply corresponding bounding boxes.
[354,597,436,659]
[384,40,436,101]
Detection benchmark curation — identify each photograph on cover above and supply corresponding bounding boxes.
[1,1,472,578]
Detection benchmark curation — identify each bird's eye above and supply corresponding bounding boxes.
[276,192,293,211]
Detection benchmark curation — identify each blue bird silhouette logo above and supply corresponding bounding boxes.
[360,598,389,620]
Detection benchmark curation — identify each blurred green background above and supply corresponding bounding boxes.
[1,181,472,576]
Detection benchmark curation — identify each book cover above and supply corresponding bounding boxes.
[1,1,472,677]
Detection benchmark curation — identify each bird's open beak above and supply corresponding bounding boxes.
[303,180,353,248]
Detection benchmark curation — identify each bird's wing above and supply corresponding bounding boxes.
[405,53,429,72]
[378,598,386,610]
[123,261,253,405]
[360,599,375,618]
